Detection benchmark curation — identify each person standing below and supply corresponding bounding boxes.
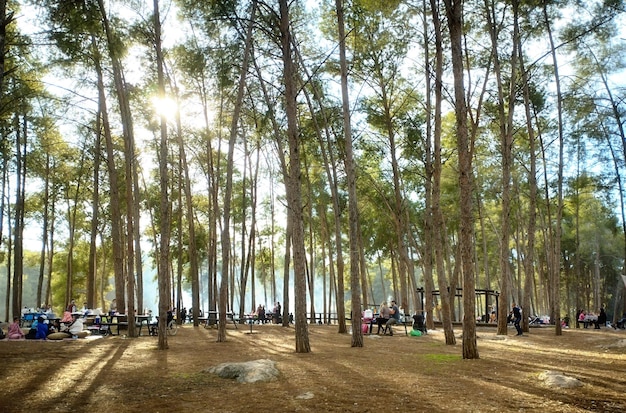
[596,307,607,329]
[256,304,266,324]
[512,303,523,336]
[273,302,282,324]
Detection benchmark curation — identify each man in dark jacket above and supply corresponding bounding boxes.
[512,303,523,336]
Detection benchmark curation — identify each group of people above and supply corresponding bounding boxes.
[577,308,607,329]
[4,312,85,340]
[249,301,282,324]
[508,305,612,333]
[364,300,426,336]
[372,300,401,335]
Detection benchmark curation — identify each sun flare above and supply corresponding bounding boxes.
[151,96,178,119]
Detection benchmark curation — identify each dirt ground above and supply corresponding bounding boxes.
[1,322,625,413]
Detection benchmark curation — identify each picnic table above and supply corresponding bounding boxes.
[89,314,151,336]
[199,311,238,330]
[21,313,45,327]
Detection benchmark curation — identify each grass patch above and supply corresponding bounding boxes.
[420,353,461,363]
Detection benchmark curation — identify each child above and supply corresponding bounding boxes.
[8,316,25,339]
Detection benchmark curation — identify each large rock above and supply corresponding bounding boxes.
[205,359,279,383]
[538,370,583,389]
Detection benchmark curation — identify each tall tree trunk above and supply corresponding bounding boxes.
[518,22,537,335]
[46,196,56,308]
[172,82,200,326]
[87,112,102,309]
[121,50,136,337]
[219,0,257,341]
[239,137,249,319]
[246,144,259,316]
[91,31,124,320]
[304,156,316,323]
[336,0,363,347]
[443,0,479,358]
[6,200,13,318]
[430,0,455,345]
[487,0,519,336]
[66,146,87,310]
[132,150,143,315]
[279,0,311,353]
[422,0,435,330]
[11,113,25,318]
[250,45,290,327]
[176,157,184,323]
[37,153,51,308]
[153,0,171,349]
[543,1,563,336]
[1,143,8,320]
[96,0,138,327]
[97,0,128,317]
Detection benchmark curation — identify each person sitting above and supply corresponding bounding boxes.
[149,310,174,336]
[385,300,401,336]
[35,316,49,340]
[613,313,626,329]
[489,311,497,323]
[80,302,90,315]
[585,312,597,329]
[578,310,587,328]
[376,302,390,334]
[8,316,25,340]
[25,316,41,339]
[412,313,427,334]
[67,314,85,338]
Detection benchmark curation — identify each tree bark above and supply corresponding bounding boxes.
[542,1,563,336]
[153,0,171,349]
[443,0,479,358]
[336,0,363,347]
[97,0,128,319]
[219,0,257,341]
[429,0,456,345]
[11,113,25,318]
[279,0,311,353]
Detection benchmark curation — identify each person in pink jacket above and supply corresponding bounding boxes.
[8,316,25,339]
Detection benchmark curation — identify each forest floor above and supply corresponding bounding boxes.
[1,321,625,413]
